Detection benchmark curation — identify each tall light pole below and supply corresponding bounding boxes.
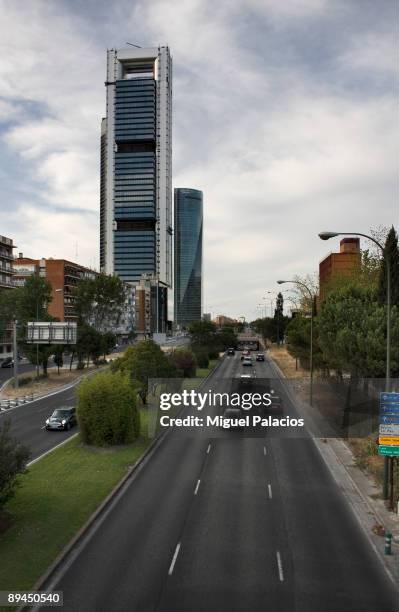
[319,231,391,500]
[277,279,314,406]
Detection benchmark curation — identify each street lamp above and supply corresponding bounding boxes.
[277,279,314,406]
[319,230,391,500]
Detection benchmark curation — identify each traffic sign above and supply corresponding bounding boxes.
[379,393,399,452]
[379,436,399,446]
[381,392,399,403]
[379,424,399,436]
[379,445,399,456]
[380,414,399,425]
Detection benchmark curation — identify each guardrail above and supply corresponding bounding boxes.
[0,394,37,410]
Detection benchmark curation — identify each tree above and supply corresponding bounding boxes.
[77,371,140,446]
[0,275,55,376]
[74,274,127,332]
[53,345,64,374]
[378,226,399,307]
[286,315,326,372]
[111,340,176,403]
[0,420,30,508]
[188,320,217,345]
[169,349,197,377]
[217,325,238,351]
[318,286,393,378]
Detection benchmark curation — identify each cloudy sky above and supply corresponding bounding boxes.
[1,0,398,320]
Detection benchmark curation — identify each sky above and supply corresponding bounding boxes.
[1,0,399,321]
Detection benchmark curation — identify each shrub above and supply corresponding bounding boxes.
[207,347,220,360]
[195,351,209,368]
[0,420,30,508]
[77,370,140,446]
[168,349,197,377]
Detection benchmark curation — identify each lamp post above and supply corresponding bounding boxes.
[277,279,314,405]
[319,231,391,501]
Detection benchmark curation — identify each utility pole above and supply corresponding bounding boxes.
[13,319,19,390]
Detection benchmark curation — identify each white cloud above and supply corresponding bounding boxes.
[1,0,398,319]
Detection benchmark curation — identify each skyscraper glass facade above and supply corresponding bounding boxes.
[100,47,172,289]
[174,188,203,327]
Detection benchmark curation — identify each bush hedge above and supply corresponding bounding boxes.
[77,371,140,446]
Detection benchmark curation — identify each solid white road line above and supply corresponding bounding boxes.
[263,445,267,456]
[194,479,201,495]
[168,543,181,575]
[27,433,78,466]
[268,484,273,499]
[207,443,211,454]
[276,551,284,582]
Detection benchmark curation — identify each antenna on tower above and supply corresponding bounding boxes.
[126,42,142,48]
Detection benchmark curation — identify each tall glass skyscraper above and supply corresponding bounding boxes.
[100,46,172,289]
[174,188,203,328]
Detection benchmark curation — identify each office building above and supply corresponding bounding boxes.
[100,46,172,291]
[174,188,203,328]
[135,274,168,339]
[319,238,361,302]
[0,235,16,362]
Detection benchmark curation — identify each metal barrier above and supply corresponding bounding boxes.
[0,394,36,410]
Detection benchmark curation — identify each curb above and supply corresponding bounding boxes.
[0,367,109,413]
[21,356,225,608]
[23,434,161,610]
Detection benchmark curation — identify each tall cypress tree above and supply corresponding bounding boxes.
[378,226,399,307]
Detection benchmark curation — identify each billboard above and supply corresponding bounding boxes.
[27,322,77,345]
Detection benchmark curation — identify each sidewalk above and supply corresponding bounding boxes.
[267,348,399,584]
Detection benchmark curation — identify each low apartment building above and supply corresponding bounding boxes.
[0,235,16,361]
[13,255,97,322]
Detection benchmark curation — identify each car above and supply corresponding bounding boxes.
[268,395,283,415]
[1,357,14,368]
[45,406,77,431]
[256,353,265,362]
[242,357,253,366]
[240,349,251,361]
[226,348,235,356]
[222,408,244,429]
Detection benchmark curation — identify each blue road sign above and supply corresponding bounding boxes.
[380,414,399,425]
[380,392,399,404]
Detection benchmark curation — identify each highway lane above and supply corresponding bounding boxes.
[0,384,78,461]
[39,349,398,612]
[0,362,35,386]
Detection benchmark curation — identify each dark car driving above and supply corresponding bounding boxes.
[226,348,235,356]
[1,357,13,368]
[256,353,265,362]
[45,406,77,431]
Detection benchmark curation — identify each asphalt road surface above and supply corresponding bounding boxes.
[0,362,35,386]
[38,352,398,612]
[0,383,78,461]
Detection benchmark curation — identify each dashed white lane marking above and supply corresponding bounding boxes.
[263,445,267,456]
[268,484,273,499]
[276,551,284,582]
[194,479,201,495]
[168,543,181,575]
[207,443,211,454]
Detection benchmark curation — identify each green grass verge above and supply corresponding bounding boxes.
[184,359,218,390]
[0,435,150,596]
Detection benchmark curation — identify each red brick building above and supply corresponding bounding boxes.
[319,238,361,302]
[13,255,97,322]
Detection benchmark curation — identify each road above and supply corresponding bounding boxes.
[0,383,78,461]
[0,362,35,386]
[38,352,398,612]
